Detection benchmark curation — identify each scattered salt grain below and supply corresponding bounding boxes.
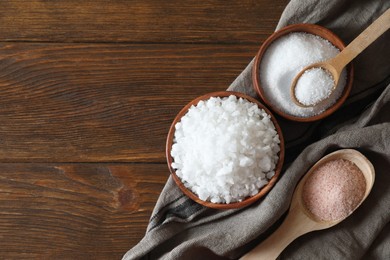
[295,68,334,106]
[260,32,347,117]
[171,95,280,204]
[302,159,366,221]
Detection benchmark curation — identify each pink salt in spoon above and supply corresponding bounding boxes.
[241,149,375,260]
[290,8,390,107]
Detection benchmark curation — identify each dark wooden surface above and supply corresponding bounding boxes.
[0,1,287,259]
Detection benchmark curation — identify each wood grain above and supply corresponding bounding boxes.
[0,163,167,259]
[0,1,288,258]
[0,0,287,44]
[0,43,256,163]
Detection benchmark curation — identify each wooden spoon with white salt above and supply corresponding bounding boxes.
[241,149,375,260]
[290,8,390,107]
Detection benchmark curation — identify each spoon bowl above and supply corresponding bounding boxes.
[241,149,375,260]
[290,61,341,107]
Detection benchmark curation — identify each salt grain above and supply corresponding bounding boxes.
[295,68,334,106]
[171,95,280,204]
[302,159,366,221]
[260,32,347,117]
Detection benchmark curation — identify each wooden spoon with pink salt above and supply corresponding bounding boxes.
[241,149,375,260]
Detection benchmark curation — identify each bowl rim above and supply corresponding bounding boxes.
[252,23,354,122]
[166,91,285,209]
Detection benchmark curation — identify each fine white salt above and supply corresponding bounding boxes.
[260,32,347,117]
[295,68,335,106]
[171,95,280,204]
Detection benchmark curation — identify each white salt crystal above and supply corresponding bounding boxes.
[295,68,334,106]
[266,171,275,179]
[260,32,347,117]
[171,95,280,204]
[239,156,254,167]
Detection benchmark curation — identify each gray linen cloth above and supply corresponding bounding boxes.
[124,0,390,259]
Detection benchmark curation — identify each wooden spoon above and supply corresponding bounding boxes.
[241,149,375,260]
[290,8,390,107]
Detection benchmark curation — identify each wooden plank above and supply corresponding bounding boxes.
[0,163,167,259]
[0,43,257,162]
[0,0,287,43]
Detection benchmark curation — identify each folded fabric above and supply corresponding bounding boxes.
[123,0,390,259]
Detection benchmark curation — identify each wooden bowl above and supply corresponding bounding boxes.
[166,91,285,209]
[253,24,354,122]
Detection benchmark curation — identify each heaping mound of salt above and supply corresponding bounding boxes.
[171,95,280,204]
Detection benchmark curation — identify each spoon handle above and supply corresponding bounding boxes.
[331,8,390,72]
[240,207,318,260]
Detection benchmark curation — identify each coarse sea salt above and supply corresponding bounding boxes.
[295,68,335,106]
[302,159,366,221]
[171,95,280,204]
[260,32,347,117]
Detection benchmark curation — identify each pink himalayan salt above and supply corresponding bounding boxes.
[302,159,366,221]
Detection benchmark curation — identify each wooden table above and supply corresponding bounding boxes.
[0,1,287,259]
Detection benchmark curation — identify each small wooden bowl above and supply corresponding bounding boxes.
[166,91,285,209]
[253,24,354,122]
